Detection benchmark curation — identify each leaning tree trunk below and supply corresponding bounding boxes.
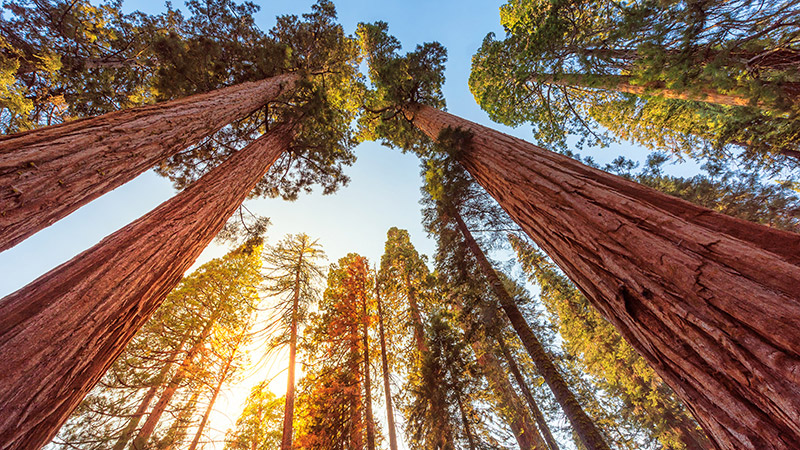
[497,336,561,450]
[132,316,218,450]
[532,73,799,111]
[0,72,298,252]
[408,103,800,450]
[453,210,611,450]
[460,315,547,450]
[112,333,190,450]
[281,263,303,450]
[376,281,399,450]
[0,123,293,450]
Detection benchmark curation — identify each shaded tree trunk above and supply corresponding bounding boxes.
[497,336,561,450]
[0,72,298,252]
[132,317,217,449]
[376,281,399,450]
[453,210,611,450]
[406,272,428,354]
[408,103,800,450]
[533,73,799,110]
[111,333,189,450]
[463,320,547,450]
[281,262,303,450]
[0,123,293,450]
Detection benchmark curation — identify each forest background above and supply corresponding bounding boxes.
[0,0,719,448]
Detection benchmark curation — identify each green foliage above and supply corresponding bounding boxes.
[261,233,326,356]
[470,0,800,174]
[356,21,447,155]
[0,0,158,131]
[224,383,284,450]
[153,0,364,201]
[52,243,264,449]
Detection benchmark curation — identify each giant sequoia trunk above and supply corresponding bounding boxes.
[453,212,611,450]
[497,337,560,450]
[376,283,399,450]
[408,103,800,450]
[0,72,298,252]
[0,124,293,450]
[533,73,799,110]
[281,268,303,450]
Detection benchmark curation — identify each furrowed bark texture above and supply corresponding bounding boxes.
[0,124,293,450]
[0,72,298,252]
[454,212,610,450]
[408,103,800,450]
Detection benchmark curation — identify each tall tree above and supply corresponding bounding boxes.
[0,72,297,252]
[0,124,292,450]
[375,274,399,450]
[496,336,561,450]
[130,243,264,449]
[187,315,255,450]
[469,0,800,173]
[360,24,800,449]
[511,234,709,449]
[293,254,375,450]
[261,233,326,450]
[379,227,433,355]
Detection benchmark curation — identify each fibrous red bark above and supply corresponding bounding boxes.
[0,72,298,252]
[0,124,293,450]
[408,103,800,450]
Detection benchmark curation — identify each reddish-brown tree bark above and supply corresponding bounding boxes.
[453,211,611,450]
[0,72,298,252]
[362,287,376,450]
[408,103,800,450]
[0,124,293,450]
